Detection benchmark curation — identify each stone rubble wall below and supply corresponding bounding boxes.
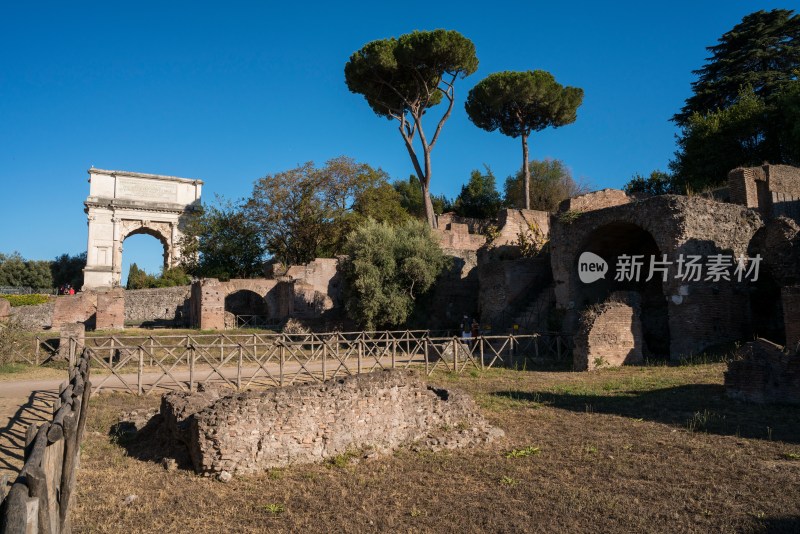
[162,370,502,476]
[124,286,191,326]
[9,301,55,330]
[97,289,125,330]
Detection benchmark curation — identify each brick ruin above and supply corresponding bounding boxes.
[574,292,643,371]
[551,195,763,359]
[158,370,503,477]
[12,164,800,380]
[725,339,800,405]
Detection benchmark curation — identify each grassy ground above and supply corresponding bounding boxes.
[72,363,800,533]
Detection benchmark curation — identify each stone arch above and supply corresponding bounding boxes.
[83,168,203,289]
[575,221,670,357]
[225,289,270,317]
[119,223,172,280]
[550,195,763,359]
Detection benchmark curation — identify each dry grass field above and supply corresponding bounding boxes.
[72,362,800,533]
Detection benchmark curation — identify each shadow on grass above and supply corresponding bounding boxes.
[492,384,800,443]
[109,415,194,471]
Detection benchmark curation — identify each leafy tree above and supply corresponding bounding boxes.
[126,263,153,290]
[180,198,265,280]
[670,87,773,191]
[504,159,589,212]
[246,157,392,266]
[623,171,678,196]
[674,9,800,126]
[465,70,583,209]
[126,263,190,289]
[51,252,86,289]
[0,252,53,289]
[453,167,502,219]
[345,30,478,227]
[670,10,800,190]
[341,219,450,330]
[776,81,800,163]
[393,175,453,220]
[351,182,411,225]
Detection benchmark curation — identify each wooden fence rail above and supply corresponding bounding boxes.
[0,351,91,533]
[73,331,572,396]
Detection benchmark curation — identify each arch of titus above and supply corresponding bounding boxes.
[82,168,203,289]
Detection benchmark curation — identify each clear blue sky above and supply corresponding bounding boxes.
[0,1,791,281]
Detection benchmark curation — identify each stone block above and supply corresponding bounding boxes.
[0,299,10,321]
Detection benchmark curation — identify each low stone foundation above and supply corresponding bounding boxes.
[161,370,503,476]
[724,339,800,405]
[574,293,643,371]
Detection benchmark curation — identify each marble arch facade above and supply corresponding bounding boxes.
[82,168,203,289]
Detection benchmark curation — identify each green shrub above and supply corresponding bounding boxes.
[0,294,50,307]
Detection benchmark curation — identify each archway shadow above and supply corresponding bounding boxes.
[492,383,800,443]
[0,390,59,477]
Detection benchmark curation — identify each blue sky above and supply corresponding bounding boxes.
[0,1,791,281]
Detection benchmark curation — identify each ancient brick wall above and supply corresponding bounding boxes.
[124,286,191,326]
[490,209,550,250]
[573,293,643,371]
[477,255,552,329]
[783,286,800,351]
[190,278,294,330]
[52,293,97,330]
[427,249,480,329]
[165,370,502,476]
[0,299,9,321]
[96,289,125,330]
[557,189,630,213]
[285,258,342,319]
[550,195,763,359]
[729,165,800,223]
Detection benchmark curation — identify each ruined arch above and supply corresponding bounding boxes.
[576,221,670,357]
[83,169,203,289]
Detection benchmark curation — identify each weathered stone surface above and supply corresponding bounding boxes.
[558,189,631,213]
[52,293,97,329]
[9,301,54,330]
[0,299,10,321]
[725,339,800,405]
[125,286,191,326]
[162,370,502,476]
[96,289,125,330]
[161,387,229,445]
[574,293,643,371]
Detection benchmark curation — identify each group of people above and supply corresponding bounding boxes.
[460,315,480,339]
[58,284,76,295]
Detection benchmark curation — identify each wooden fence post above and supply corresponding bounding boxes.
[480,336,485,370]
[137,348,144,396]
[452,337,458,373]
[189,345,195,393]
[357,338,363,375]
[322,341,327,381]
[279,342,285,387]
[237,345,242,391]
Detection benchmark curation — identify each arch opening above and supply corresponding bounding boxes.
[121,230,170,287]
[576,221,670,357]
[225,290,271,329]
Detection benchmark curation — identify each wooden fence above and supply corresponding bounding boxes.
[75,330,572,396]
[0,349,91,533]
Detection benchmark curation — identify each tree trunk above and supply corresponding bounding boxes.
[522,134,531,210]
[422,144,437,228]
[421,183,436,228]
